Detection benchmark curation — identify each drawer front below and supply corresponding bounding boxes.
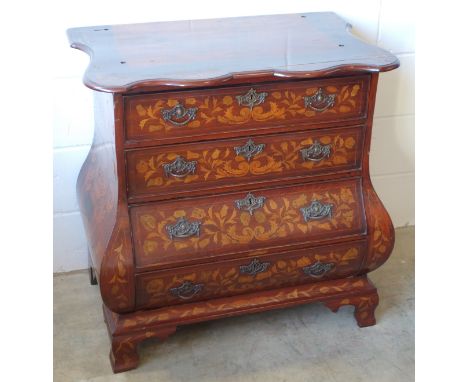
[125,76,369,143]
[126,126,364,201]
[130,178,366,270]
[135,240,367,309]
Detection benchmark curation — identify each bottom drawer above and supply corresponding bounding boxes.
[135,240,367,310]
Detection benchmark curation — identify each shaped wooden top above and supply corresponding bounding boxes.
[67,12,399,93]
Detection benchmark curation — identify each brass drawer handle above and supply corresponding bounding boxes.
[161,102,198,126]
[166,217,201,240]
[301,141,332,162]
[170,281,204,300]
[235,192,266,215]
[239,258,271,276]
[303,261,335,278]
[236,88,268,110]
[300,200,333,222]
[163,155,197,178]
[303,88,336,112]
[234,139,265,161]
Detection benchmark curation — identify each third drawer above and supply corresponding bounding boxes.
[130,178,367,270]
[126,126,364,201]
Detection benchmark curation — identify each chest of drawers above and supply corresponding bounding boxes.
[68,12,399,373]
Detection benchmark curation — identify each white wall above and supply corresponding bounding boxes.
[53,1,414,272]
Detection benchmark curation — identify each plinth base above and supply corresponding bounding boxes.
[103,275,378,373]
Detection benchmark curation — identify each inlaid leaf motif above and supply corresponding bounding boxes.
[136,104,146,116]
[141,243,364,306]
[351,85,360,96]
[143,240,158,255]
[269,199,278,210]
[219,205,228,218]
[252,211,265,224]
[292,194,307,208]
[191,208,206,219]
[134,81,363,134]
[198,238,210,249]
[147,178,163,187]
[138,185,360,257]
[339,105,351,113]
[277,260,287,269]
[240,212,251,226]
[296,256,310,267]
[146,279,164,294]
[345,137,356,149]
[106,231,133,309]
[141,215,156,231]
[297,224,308,234]
[132,129,360,190]
[332,156,347,165]
[174,210,186,218]
[342,248,358,260]
[320,136,332,145]
[136,160,148,174]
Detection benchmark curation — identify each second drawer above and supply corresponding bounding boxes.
[126,126,363,201]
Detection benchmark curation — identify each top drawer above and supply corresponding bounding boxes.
[124,76,369,144]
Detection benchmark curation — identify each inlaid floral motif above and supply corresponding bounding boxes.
[108,242,129,307]
[138,244,363,307]
[119,277,372,329]
[132,132,359,190]
[79,147,117,260]
[133,83,363,134]
[364,188,395,271]
[135,185,359,259]
[103,227,133,310]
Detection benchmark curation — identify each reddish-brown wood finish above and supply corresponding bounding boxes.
[104,275,378,372]
[66,12,398,93]
[126,126,364,202]
[124,76,368,144]
[69,12,398,373]
[135,240,367,310]
[130,178,366,270]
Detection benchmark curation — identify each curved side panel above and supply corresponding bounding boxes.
[361,178,395,273]
[77,92,135,313]
[100,212,135,313]
[358,72,395,274]
[76,91,117,276]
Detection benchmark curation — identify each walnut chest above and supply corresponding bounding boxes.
[68,12,399,373]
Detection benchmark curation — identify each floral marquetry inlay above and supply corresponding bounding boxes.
[136,243,365,309]
[363,185,395,272]
[100,223,135,311]
[123,276,374,330]
[130,181,366,268]
[125,78,368,141]
[70,12,400,372]
[127,128,362,197]
[132,83,362,134]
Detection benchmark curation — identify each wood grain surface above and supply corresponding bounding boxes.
[135,240,367,309]
[67,12,399,93]
[126,126,364,201]
[130,178,366,270]
[124,76,368,143]
[70,12,398,373]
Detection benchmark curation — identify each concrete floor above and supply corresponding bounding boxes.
[54,227,414,382]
